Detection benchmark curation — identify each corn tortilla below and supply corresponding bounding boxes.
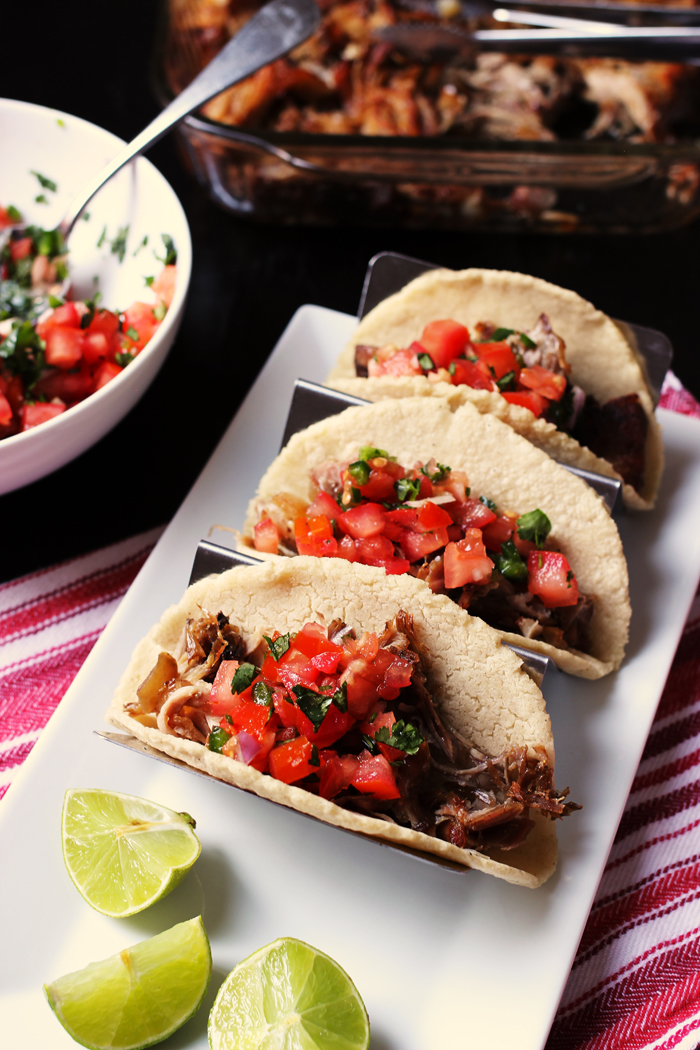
[326,267,663,510]
[107,557,559,888]
[241,398,630,678]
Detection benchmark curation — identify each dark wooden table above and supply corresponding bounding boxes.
[2,0,698,583]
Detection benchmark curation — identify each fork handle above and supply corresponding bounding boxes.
[58,0,320,238]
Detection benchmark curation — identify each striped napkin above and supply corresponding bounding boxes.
[1,376,699,1050]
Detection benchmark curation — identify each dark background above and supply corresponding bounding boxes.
[2,0,698,582]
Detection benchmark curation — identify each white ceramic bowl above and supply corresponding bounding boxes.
[0,98,192,495]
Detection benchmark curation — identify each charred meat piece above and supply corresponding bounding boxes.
[573,392,648,493]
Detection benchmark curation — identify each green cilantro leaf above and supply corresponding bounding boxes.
[496,370,516,392]
[492,540,528,583]
[97,226,107,248]
[30,170,57,193]
[520,333,537,350]
[361,733,378,754]
[48,295,64,309]
[517,509,551,549]
[153,301,167,322]
[479,494,497,512]
[293,686,332,732]
[231,662,258,694]
[154,233,177,266]
[264,633,291,661]
[420,462,451,484]
[110,225,129,264]
[133,235,148,256]
[375,719,423,755]
[252,681,273,708]
[34,194,48,205]
[114,352,134,368]
[144,275,155,287]
[6,205,22,222]
[309,744,320,767]
[489,327,514,341]
[331,681,348,713]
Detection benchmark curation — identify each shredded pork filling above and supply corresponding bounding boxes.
[129,609,578,853]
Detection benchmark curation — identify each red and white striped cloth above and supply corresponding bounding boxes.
[1,376,699,1050]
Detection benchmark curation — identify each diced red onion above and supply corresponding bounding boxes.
[238,730,262,765]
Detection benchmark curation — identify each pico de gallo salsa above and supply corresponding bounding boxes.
[129,608,577,852]
[0,206,177,439]
[251,447,593,655]
[355,315,649,493]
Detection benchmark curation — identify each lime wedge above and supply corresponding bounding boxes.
[62,788,201,917]
[208,936,370,1050]
[44,915,211,1050]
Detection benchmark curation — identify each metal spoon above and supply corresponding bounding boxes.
[2,0,320,250]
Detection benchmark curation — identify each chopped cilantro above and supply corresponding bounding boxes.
[330,681,347,713]
[207,727,230,754]
[517,509,551,549]
[153,301,167,322]
[264,633,291,661]
[490,327,514,341]
[421,462,451,483]
[309,744,320,767]
[566,569,574,587]
[97,226,107,248]
[492,540,528,583]
[30,171,57,193]
[293,686,333,732]
[35,228,64,257]
[348,460,370,486]
[82,211,90,222]
[520,333,537,350]
[155,233,177,266]
[114,351,133,369]
[359,446,394,463]
[55,260,68,281]
[34,195,48,205]
[361,732,378,754]
[0,320,46,389]
[133,235,148,256]
[496,370,516,392]
[394,476,421,503]
[6,205,22,222]
[417,352,435,371]
[231,662,257,694]
[479,494,497,512]
[48,295,64,309]
[125,326,139,342]
[375,719,423,755]
[110,225,129,263]
[144,275,155,287]
[252,681,273,707]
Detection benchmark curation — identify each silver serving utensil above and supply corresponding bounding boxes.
[374,20,700,58]
[397,0,700,26]
[1,0,320,252]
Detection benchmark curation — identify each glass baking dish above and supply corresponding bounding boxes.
[152,2,700,233]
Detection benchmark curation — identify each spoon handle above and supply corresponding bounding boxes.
[58,0,320,238]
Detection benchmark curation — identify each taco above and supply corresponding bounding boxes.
[241,398,630,679]
[326,267,663,510]
[107,557,578,888]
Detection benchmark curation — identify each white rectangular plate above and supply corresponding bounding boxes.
[2,305,700,1050]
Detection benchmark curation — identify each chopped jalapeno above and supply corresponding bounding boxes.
[252,681,274,707]
[208,727,230,753]
[520,333,537,350]
[417,352,435,371]
[348,460,370,486]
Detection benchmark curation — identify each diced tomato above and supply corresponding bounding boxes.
[0,206,17,229]
[21,402,66,430]
[295,515,338,557]
[44,327,84,369]
[306,491,340,520]
[230,699,273,740]
[248,724,277,773]
[399,527,448,562]
[10,237,33,262]
[443,530,494,589]
[87,308,121,340]
[519,365,567,402]
[151,264,177,308]
[341,661,381,720]
[43,302,82,330]
[418,320,470,369]
[82,332,109,365]
[358,466,401,502]
[449,358,494,391]
[472,342,521,382]
[122,302,160,351]
[417,501,453,531]
[335,535,358,562]
[33,366,95,405]
[359,710,396,737]
[355,533,395,564]
[268,736,318,784]
[319,751,360,799]
[309,703,355,749]
[527,551,579,608]
[482,513,518,552]
[209,659,246,714]
[368,347,421,378]
[338,502,386,539]
[384,506,419,530]
[351,750,401,799]
[277,653,320,691]
[449,498,497,530]
[0,393,12,427]
[254,517,280,554]
[292,623,341,662]
[94,361,123,390]
[501,391,549,417]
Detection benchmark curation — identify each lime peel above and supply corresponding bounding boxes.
[44,915,212,1050]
